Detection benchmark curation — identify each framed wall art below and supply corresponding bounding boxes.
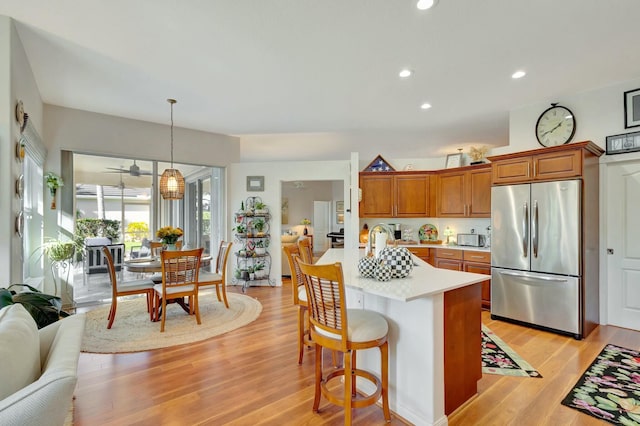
[246,176,264,192]
[445,153,462,169]
[606,130,640,155]
[624,88,640,128]
[336,200,344,225]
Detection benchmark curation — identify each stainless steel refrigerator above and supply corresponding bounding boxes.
[491,179,586,339]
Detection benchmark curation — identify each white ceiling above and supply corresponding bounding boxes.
[3,0,640,158]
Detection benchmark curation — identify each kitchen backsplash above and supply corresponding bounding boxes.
[359,217,491,245]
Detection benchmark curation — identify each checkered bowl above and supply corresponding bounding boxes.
[374,263,392,282]
[358,256,378,278]
[379,247,414,278]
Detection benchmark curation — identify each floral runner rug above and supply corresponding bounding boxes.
[482,324,542,378]
[561,344,640,425]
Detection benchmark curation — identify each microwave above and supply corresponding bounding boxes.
[457,234,486,247]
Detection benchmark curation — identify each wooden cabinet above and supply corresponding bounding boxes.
[444,282,482,415]
[489,141,602,185]
[407,247,434,266]
[434,248,463,270]
[434,248,492,309]
[359,174,393,217]
[359,172,432,218]
[436,164,491,218]
[463,250,491,310]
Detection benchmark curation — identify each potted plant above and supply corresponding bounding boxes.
[253,218,266,237]
[36,238,78,304]
[248,265,256,281]
[234,223,247,236]
[45,172,64,210]
[255,239,268,255]
[255,201,268,215]
[254,261,266,279]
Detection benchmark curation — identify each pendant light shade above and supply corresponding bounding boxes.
[160,98,185,200]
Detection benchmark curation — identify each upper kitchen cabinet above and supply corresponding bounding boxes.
[488,141,604,185]
[436,164,491,218]
[359,172,432,218]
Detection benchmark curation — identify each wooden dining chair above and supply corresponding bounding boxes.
[198,241,233,308]
[296,258,390,425]
[153,247,204,332]
[298,237,314,264]
[102,246,155,329]
[283,244,312,364]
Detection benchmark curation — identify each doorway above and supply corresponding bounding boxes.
[606,159,640,330]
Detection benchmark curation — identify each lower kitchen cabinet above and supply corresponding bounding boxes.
[435,248,492,309]
[463,250,491,310]
[434,248,463,270]
[407,247,434,266]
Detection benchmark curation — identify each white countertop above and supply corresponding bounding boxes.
[358,243,491,253]
[318,248,489,302]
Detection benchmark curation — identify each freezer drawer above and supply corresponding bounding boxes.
[491,267,580,335]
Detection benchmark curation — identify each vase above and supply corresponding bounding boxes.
[50,188,57,210]
[304,226,308,235]
[165,243,178,251]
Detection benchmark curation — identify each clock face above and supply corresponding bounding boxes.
[535,105,576,147]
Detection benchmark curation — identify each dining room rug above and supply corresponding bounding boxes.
[81,291,262,353]
[561,344,640,425]
[482,324,542,378]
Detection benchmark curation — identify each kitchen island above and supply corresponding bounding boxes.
[317,248,488,426]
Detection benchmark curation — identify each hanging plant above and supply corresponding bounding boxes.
[45,172,64,209]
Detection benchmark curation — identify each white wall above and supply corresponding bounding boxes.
[501,76,640,325]
[1,17,45,285]
[229,160,351,284]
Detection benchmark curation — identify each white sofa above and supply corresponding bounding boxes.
[0,304,86,426]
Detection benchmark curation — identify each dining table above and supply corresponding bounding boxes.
[124,255,212,275]
[124,254,213,320]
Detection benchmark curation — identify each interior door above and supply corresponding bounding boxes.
[313,201,331,253]
[607,160,640,330]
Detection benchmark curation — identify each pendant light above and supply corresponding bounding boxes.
[159,98,185,200]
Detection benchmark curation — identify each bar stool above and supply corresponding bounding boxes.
[283,244,312,364]
[296,259,391,425]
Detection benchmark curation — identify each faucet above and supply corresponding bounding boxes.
[367,223,396,255]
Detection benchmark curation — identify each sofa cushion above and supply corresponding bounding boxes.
[0,304,40,401]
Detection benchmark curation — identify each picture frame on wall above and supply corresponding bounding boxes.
[606,130,640,155]
[336,200,344,225]
[445,153,462,169]
[624,88,640,128]
[246,176,264,192]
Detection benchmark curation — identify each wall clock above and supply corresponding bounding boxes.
[535,103,576,147]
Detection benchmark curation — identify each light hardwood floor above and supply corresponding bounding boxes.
[74,282,640,425]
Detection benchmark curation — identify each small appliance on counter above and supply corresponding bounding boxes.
[457,233,486,247]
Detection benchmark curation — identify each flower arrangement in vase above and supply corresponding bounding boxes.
[301,218,311,235]
[156,226,183,249]
[45,172,64,209]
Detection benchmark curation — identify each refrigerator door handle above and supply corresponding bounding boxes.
[522,202,528,258]
[532,201,539,258]
[498,270,569,283]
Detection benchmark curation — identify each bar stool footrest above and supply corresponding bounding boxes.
[322,367,383,409]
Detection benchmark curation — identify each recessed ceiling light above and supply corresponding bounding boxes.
[420,103,432,110]
[512,70,526,79]
[417,0,438,10]
[399,69,412,78]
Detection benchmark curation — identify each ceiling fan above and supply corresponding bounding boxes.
[105,160,152,177]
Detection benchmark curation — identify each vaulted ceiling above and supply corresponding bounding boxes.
[3,0,640,159]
